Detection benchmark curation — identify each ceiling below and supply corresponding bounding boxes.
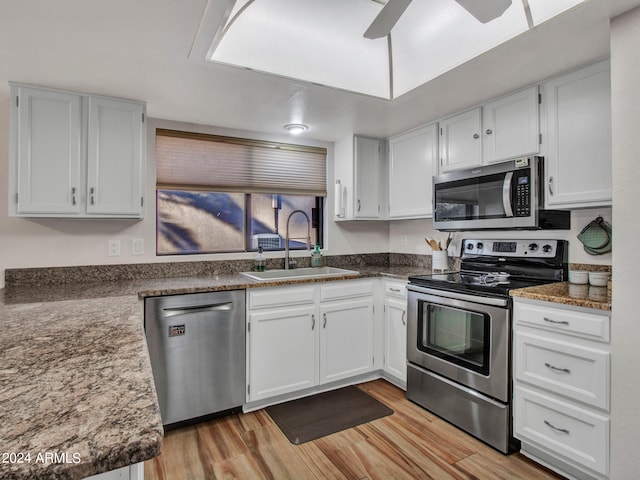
[206,0,587,99]
[1,0,639,143]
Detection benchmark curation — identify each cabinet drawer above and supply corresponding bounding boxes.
[514,386,609,476]
[384,281,407,298]
[515,332,609,409]
[248,285,316,309]
[320,280,373,302]
[514,300,610,342]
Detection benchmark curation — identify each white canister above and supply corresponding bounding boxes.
[432,251,448,272]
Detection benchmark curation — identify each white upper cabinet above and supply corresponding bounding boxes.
[10,86,83,215]
[388,123,438,219]
[439,88,540,173]
[542,61,612,209]
[334,135,384,220]
[438,108,483,172]
[9,84,146,219]
[86,96,145,216]
[483,86,540,164]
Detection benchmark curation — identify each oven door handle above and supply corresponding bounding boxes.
[503,171,514,218]
[407,284,509,307]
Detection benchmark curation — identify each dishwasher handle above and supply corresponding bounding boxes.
[162,302,234,317]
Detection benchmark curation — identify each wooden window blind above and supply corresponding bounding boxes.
[156,129,327,196]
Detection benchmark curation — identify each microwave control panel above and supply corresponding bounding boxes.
[514,171,531,217]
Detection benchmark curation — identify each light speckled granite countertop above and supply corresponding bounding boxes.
[510,281,612,311]
[0,293,163,480]
[0,265,416,480]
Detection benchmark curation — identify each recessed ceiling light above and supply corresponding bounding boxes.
[284,123,309,134]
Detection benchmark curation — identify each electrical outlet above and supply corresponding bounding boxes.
[108,239,121,257]
[131,238,144,256]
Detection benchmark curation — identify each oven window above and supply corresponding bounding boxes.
[418,302,490,375]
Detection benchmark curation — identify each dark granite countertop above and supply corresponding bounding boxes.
[0,294,163,480]
[0,264,417,480]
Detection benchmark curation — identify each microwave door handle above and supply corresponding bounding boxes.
[503,172,514,217]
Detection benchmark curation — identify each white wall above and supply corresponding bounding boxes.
[610,7,640,479]
[389,208,613,265]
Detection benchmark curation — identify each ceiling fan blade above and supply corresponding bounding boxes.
[453,0,512,23]
[364,0,412,39]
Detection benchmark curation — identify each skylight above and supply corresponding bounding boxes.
[205,0,587,100]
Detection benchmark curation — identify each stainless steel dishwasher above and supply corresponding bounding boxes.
[145,290,245,427]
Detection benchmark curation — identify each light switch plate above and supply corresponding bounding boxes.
[108,239,121,257]
[132,238,144,256]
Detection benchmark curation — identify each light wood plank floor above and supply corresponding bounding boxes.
[145,380,565,479]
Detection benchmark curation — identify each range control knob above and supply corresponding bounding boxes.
[528,243,539,252]
[466,243,475,250]
[542,244,553,253]
[476,242,484,251]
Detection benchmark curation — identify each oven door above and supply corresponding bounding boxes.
[407,285,510,402]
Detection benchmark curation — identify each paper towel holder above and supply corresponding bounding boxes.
[334,180,345,218]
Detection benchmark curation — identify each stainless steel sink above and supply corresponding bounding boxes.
[240,266,359,282]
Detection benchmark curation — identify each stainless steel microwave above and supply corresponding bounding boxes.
[432,157,570,231]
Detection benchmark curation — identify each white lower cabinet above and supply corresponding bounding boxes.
[85,462,143,480]
[320,298,373,384]
[246,280,374,403]
[513,297,611,480]
[382,281,407,387]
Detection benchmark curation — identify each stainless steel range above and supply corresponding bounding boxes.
[406,239,567,453]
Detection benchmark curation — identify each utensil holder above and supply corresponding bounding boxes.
[432,251,448,272]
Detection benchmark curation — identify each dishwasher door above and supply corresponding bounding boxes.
[145,290,246,426]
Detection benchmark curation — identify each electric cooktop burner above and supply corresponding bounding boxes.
[409,239,568,299]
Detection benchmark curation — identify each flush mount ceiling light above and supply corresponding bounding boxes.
[283,123,309,134]
[202,0,588,100]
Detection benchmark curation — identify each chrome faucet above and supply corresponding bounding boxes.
[285,210,311,269]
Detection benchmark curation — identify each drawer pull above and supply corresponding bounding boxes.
[390,287,402,292]
[544,420,570,435]
[543,317,569,326]
[545,362,571,374]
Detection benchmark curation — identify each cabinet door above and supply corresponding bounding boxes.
[248,305,318,401]
[86,96,145,217]
[388,124,437,218]
[12,86,82,215]
[544,61,612,208]
[483,87,540,164]
[384,297,407,384]
[354,136,380,218]
[438,108,482,172]
[319,298,374,383]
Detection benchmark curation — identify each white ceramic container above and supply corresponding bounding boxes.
[568,270,589,284]
[589,271,611,286]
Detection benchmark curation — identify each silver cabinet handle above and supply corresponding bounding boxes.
[401,310,406,326]
[543,317,569,326]
[357,199,361,212]
[323,312,327,328]
[71,187,77,205]
[485,129,493,135]
[544,420,570,435]
[390,287,402,292]
[473,133,480,139]
[548,176,554,195]
[545,362,571,374]
[311,314,315,330]
[90,187,95,205]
